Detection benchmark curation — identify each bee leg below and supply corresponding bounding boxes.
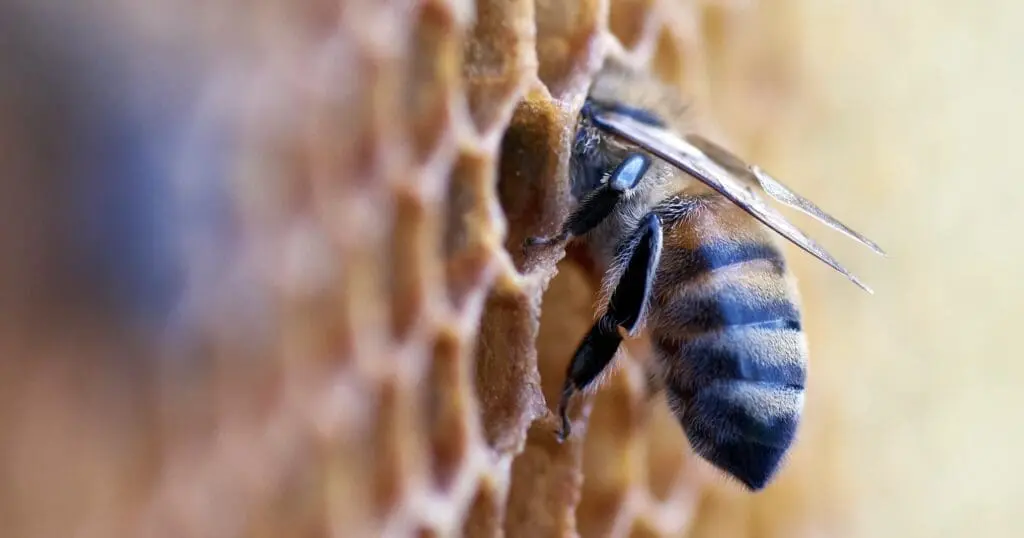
[524,153,651,248]
[556,212,663,441]
[555,315,621,441]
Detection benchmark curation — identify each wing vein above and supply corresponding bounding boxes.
[591,109,878,294]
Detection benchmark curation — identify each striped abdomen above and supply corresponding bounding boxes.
[649,194,809,490]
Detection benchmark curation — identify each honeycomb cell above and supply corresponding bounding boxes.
[314,379,380,538]
[389,186,442,342]
[463,0,536,135]
[650,21,690,90]
[533,261,599,427]
[473,274,546,453]
[444,150,503,312]
[504,423,583,537]
[279,222,353,370]
[534,0,606,98]
[496,88,575,269]
[502,261,597,537]
[629,518,663,538]
[405,1,462,163]
[416,526,440,538]
[426,326,473,490]
[609,0,659,52]
[242,446,330,538]
[371,378,423,517]
[462,475,506,538]
[576,355,649,538]
[307,38,406,190]
[338,239,392,374]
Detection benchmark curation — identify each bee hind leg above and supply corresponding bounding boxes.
[556,212,663,441]
[524,152,651,248]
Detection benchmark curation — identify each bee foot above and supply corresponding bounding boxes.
[555,413,572,443]
[555,382,575,443]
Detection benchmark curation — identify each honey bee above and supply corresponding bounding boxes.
[525,64,885,491]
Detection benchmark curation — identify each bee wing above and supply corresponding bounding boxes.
[590,109,876,294]
[686,134,887,256]
[683,133,752,176]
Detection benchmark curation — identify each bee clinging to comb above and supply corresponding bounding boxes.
[525,63,885,491]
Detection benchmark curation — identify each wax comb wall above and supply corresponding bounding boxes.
[0,1,808,537]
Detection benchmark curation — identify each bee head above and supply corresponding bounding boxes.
[570,100,666,199]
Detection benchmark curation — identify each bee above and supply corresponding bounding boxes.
[525,63,885,491]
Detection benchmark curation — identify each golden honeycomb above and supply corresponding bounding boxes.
[0,1,811,537]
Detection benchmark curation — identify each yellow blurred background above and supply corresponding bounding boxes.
[695,1,1024,537]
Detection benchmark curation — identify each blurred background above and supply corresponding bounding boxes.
[0,0,1021,537]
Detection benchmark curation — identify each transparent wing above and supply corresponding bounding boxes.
[590,108,876,294]
[686,133,887,256]
[683,133,752,177]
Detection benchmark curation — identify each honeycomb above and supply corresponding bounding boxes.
[0,1,807,537]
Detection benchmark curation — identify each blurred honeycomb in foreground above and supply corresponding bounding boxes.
[0,0,807,537]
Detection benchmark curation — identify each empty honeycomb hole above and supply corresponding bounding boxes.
[317,403,378,538]
[462,476,504,537]
[608,0,659,52]
[629,517,663,538]
[415,526,439,538]
[472,276,545,452]
[650,23,688,89]
[405,1,461,163]
[579,487,630,538]
[242,442,329,538]
[463,0,535,135]
[307,45,402,188]
[534,0,603,98]
[426,326,470,491]
[388,186,441,342]
[504,423,582,537]
[443,150,498,311]
[532,260,597,419]
[577,357,649,537]
[371,377,423,516]
[499,260,599,536]
[496,89,573,268]
[339,239,391,371]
